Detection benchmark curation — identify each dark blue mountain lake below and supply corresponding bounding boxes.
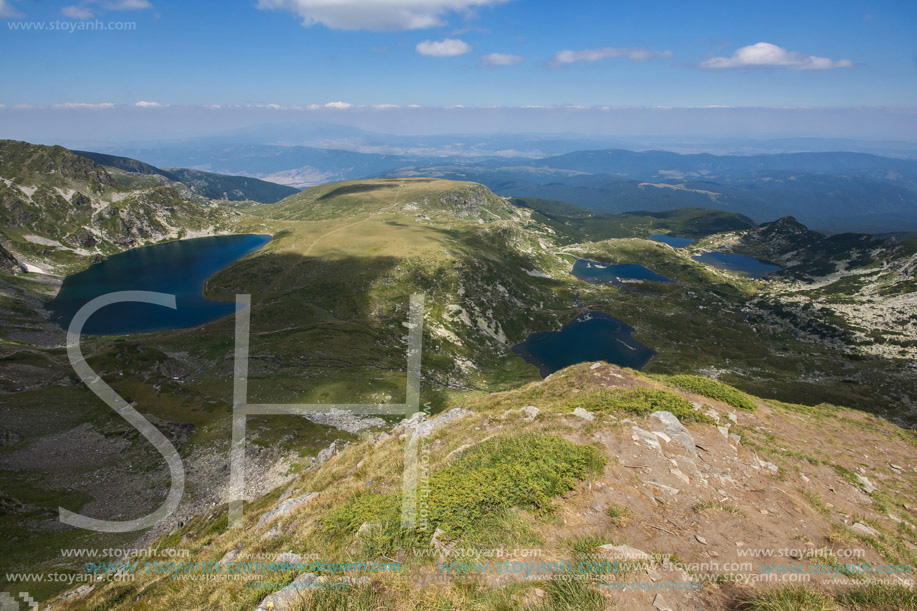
[48,234,271,335]
[691,251,781,279]
[511,311,655,378]
[649,233,694,248]
[571,259,674,284]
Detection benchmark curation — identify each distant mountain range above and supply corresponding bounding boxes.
[73,150,299,203]
[88,137,917,233]
[390,149,917,233]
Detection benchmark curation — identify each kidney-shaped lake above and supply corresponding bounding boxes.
[48,234,271,335]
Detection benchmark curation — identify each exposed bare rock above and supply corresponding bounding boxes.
[257,493,319,528]
[648,411,697,458]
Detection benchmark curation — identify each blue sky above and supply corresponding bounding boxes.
[1,0,915,141]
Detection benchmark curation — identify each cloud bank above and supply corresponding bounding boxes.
[700,42,853,70]
[256,0,506,31]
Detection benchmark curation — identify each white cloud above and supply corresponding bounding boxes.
[372,104,401,109]
[135,100,168,108]
[256,0,505,31]
[324,101,352,109]
[416,38,471,57]
[0,0,22,18]
[549,46,673,67]
[700,42,853,70]
[61,5,94,19]
[480,52,522,67]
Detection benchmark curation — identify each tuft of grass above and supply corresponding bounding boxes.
[801,489,832,519]
[304,582,391,610]
[693,501,745,516]
[833,464,862,487]
[566,387,714,424]
[746,582,917,611]
[835,583,917,609]
[322,492,402,538]
[571,535,605,556]
[659,374,757,411]
[543,575,605,611]
[605,504,631,525]
[742,586,836,611]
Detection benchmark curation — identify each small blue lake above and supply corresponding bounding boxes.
[48,234,271,335]
[511,311,655,378]
[691,251,781,279]
[571,259,674,284]
[649,233,694,248]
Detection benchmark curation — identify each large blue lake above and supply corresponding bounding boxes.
[649,233,694,248]
[691,251,781,279]
[512,311,655,378]
[48,234,271,335]
[571,259,674,284]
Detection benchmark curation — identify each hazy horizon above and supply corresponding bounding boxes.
[3,106,917,156]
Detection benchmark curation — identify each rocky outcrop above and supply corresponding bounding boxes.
[0,243,19,272]
[257,492,320,528]
[394,408,473,441]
